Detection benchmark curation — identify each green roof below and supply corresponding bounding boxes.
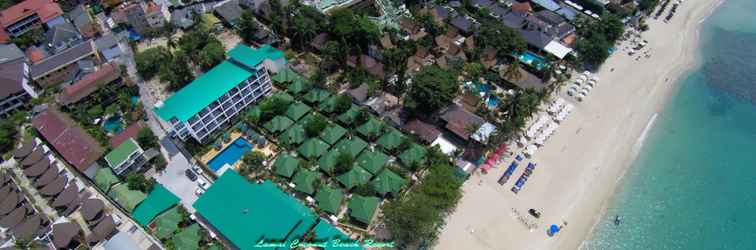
[279,123,306,145]
[287,77,311,94]
[371,169,407,196]
[376,129,405,152]
[399,143,428,166]
[104,138,141,168]
[155,60,253,122]
[334,137,367,158]
[297,138,330,160]
[319,124,347,145]
[273,154,300,178]
[263,116,294,133]
[292,169,322,194]
[247,106,261,121]
[172,224,201,250]
[94,168,119,193]
[271,92,295,104]
[355,150,389,174]
[303,89,331,104]
[107,183,146,212]
[312,220,364,250]
[192,171,317,250]
[318,95,341,113]
[336,166,372,190]
[154,206,183,239]
[317,150,341,173]
[336,105,360,125]
[315,186,343,214]
[132,184,180,226]
[348,195,380,224]
[227,44,285,69]
[355,118,385,140]
[156,44,284,122]
[272,68,305,86]
[286,102,312,121]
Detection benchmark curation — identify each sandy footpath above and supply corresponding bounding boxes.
[434,1,724,249]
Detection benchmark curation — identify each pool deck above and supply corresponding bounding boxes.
[199,132,279,172]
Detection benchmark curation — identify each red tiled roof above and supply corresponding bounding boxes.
[26,47,45,63]
[57,63,120,105]
[0,30,8,43]
[402,119,441,144]
[511,1,533,13]
[32,109,104,172]
[0,0,63,27]
[109,122,143,148]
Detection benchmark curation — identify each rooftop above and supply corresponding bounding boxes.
[155,44,284,122]
[32,109,104,172]
[30,40,95,82]
[193,170,316,250]
[57,62,120,105]
[0,0,63,27]
[104,138,141,168]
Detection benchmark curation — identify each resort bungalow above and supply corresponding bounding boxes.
[439,105,486,142]
[155,44,285,143]
[193,170,363,250]
[104,138,150,176]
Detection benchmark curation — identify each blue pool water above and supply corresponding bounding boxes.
[517,51,547,70]
[486,96,499,109]
[208,138,254,172]
[103,116,123,134]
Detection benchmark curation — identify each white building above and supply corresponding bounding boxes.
[155,44,286,142]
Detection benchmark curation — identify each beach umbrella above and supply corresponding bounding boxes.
[592,76,600,81]
[582,71,591,77]
[550,224,560,233]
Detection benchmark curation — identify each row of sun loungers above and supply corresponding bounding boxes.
[512,163,537,194]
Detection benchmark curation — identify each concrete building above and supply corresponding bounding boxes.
[0,0,64,42]
[104,138,147,175]
[155,44,285,143]
[0,44,37,117]
[30,40,97,88]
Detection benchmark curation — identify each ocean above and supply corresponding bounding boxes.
[584,0,756,249]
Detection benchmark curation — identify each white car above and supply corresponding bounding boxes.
[195,187,205,196]
[192,165,204,175]
[197,179,210,190]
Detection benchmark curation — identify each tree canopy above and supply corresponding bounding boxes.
[329,8,380,53]
[475,22,527,57]
[0,119,17,155]
[405,65,459,114]
[575,14,624,66]
[135,47,171,80]
[238,10,259,44]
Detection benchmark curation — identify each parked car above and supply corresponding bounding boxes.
[192,165,204,175]
[185,169,197,181]
[195,187,205,196]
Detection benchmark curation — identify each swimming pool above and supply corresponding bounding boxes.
[207,138,254,172]
[103,116,124,134]
[518,52,547,71]
[486,96,499,109]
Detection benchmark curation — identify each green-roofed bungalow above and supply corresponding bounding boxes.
[172,224,201,250]
[399,143,427,166]
[287,77,311,94]
[247,106,261,122]
[355,150,389,174]
[273,154,300,178]
[336,105,360,125]
[376,129,405,152]
[280,123,306,145]
[303,89,331,104]
[108,183,146,212]
[317,150,341,173]
[355,118,385,140]
[297,138,329,160]
[315,186,344,214]
[292,169,322,195]
[94,167,119,193]
[271,92,295,104]
[272,68,305,87]
[318,95,341,113]
[286,102,311,121]
[263,116,294,133]
[132,184,180,226]
[336,166,372,190]
[348,195,380,225]
[192,171,317,250]
[334,137,367,158]
[153,206,183,239]
[319,124,347,145]
[371,169,407,196]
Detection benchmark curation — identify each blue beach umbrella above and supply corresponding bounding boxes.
[550,224,560,233]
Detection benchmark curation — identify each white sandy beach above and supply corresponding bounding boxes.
[435,1,724,249]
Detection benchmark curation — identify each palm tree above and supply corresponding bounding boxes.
[503,61,523,82]
[166,35,177,50]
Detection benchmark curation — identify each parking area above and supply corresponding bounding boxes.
[154,153,209,213]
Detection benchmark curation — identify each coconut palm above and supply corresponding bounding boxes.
[503,60,523,82]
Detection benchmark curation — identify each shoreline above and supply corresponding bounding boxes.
[434,1,724,249]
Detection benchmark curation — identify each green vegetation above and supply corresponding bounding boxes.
[575,14,625,67]
[126,173,156,193]
[10,29,42,49]
[240,151,267,177]
[475,22,527,57]
[238,10,259,44]
[0,118,17,156]
[135,47,171,80]
[405,65,459,114]
[329,8,380,54]
[137,128,159,149]
[383,164,463,247]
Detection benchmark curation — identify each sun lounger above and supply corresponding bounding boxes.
[511,186,520,194]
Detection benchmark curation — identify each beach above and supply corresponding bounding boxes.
[434,1,724,250]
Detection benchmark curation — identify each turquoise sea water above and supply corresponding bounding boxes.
[585,0,756,249]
